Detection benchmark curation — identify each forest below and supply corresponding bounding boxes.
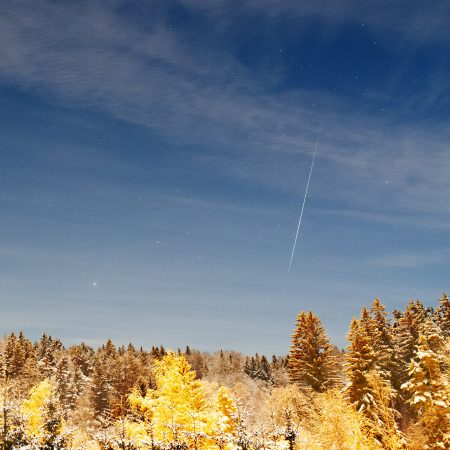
[1,294,449,450]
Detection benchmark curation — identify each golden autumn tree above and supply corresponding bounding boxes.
[21,378,67,449]
[401,330,450,449]
[125,352,237,449]
[288,311,339,392]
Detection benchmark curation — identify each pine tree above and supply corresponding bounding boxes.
[90,347,116,419]
[345,305,404,447]
[369,298,396,379]
[111,344,148,417]
[345,314,377,410]
[437,292,450,337]
[69,342,94,377]
[244,354,273,384]
[186,350,208,379]
[4,333,24,380]
[1,332,39,398]
[54,355,78,416]
[401,326,449,449]
[288,311,339,391]
[35,334,63,378]
[0,342,23,450]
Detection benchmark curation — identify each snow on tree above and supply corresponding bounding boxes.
[345,303,404,448]
[368,299,396,380]
[288,311,339,392]
[90,339,122,420]
[345,311,376,409]
[401,323,450,449]
[244,354,273,384]
[124,352,238,449]
[437,292,450,337]
[21,378,69,449]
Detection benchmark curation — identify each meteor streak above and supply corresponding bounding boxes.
[288,125,322,273]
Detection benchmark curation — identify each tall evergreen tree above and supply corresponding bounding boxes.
[345,305,403,447]
[401,326,449,449]
[393,300,428,389]
[369,299,396,379]
[54,355,79,416]
[345,314,377,410]
[69,343,94,377]
[90,343,117,419]
[288,311,339,392]
[437,292,450,337]
[35,334,63,378]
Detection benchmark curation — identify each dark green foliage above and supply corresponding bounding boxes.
[244,354,273,383]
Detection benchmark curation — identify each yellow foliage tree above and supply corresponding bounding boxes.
[22,379,53,438]
[213,386,237,449]
[21,378,66,448]
[125,352,237,449]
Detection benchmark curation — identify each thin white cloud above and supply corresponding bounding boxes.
[181,0,450,44]
[1,0,450,226]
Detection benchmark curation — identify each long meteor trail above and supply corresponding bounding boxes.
[288,125,322,273]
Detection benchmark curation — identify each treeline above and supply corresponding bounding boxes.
[0,294,449,449]
[287,295,450,449]
[0,332,288,449]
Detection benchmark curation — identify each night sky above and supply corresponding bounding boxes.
[1,1,449,354]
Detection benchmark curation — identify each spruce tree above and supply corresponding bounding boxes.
[69,342,94,377]
[288,311,338,392]
[244,354,273,383]
[90,348,116,419]
[54,355,78,416]
[345,305,403,447]
[401,326,449,449]
[35,334,63,378]
[437,292,450,337]
[369,298,396,379]
[393,300,428,389]
[345,314,376,410]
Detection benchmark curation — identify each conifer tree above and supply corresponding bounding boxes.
[345,305,404,447]
[1,332,39,398]
[244,354,273,384]
[437,292,450,337]
[345,314,376,410]
[0,346,23,450]
[54,355,79,416]
[111,344,148,417]
[90,346,116,419]
[369,298,396,379]
[288,311,339,391]
[393,300,430,399]
[401,327,449,449]
[69,343,94,377]
[186,350,208,379]
[4,333,24,380]
[35,334,63,378]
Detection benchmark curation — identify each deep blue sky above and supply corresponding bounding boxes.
[1,0,449,353]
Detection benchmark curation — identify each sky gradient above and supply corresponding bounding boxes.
[1,0,450,354]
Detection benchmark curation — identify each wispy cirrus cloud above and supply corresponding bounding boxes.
[181,0,450,44]
[1,0,450,226]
